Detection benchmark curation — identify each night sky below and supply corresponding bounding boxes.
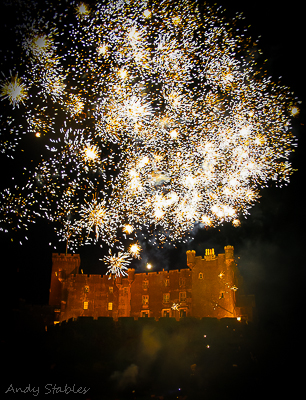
[1,0,305,333]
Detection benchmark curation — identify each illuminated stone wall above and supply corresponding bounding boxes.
[49,246,253,322]
[190,247,237,319]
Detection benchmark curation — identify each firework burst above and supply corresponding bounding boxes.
[102,250,131,278]
[0,0,299,276]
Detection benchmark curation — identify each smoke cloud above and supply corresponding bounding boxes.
[110,363,139,389]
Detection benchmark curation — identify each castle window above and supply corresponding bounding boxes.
[163,293,170,303]
[123,287,128,295]
[83,301,88,310]
[142,295,149,305]
[142,279,149,289]
[179,292,186,302]
[179,278,185,286]
[108,302,113,310]
[180,309,187,318]
[164,278,170,287]
[109,286,113,293]
[198,272,203,279]
[141,311,149,318]
[163,309,170,318]
[84,286,89,293]
[219,292,225,299]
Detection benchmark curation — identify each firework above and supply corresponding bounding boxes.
[128,242,142,259]
[0,73,28,108]
[0,0,299,275]
[102,250,131,278]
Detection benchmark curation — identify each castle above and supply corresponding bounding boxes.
[49,246,255,323]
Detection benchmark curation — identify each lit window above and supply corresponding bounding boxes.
[142,280,149,289]
[164,278,170,286]
[109,286,113,293]
[163,293,170,303]
[141,311,149,318]
[83,301,88,310]
[163,309,170,317]
[199,272,203,279]
[108,302,113,310]
[179,292,186,302]
[84,286,89,293]
[142,295,149,305]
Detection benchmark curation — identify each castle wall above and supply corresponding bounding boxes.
[50,246,254,323]
[60,273,121,321]
[129,269,192,319]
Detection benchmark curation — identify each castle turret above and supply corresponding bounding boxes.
[49,253,81,307]
[224,245,234,261]
[186,250,196,268]
[128,268,135,282]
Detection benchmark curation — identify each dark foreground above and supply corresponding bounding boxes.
[2,306,299,400]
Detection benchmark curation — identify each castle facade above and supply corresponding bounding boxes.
[49,246,255,323]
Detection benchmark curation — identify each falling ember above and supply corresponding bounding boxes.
[77,3,90,17]
[232,219,241,227]
[123,224,134,234]
[201,216,212,226]
[290,106,299,117]
[143,10,151,18]
[172,16,181,25]
[97,44,108,55]
[129,243,141,258]
[170,129,178,139]
[118,68,128,80]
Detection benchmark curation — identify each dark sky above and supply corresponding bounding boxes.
[0,0,305,329]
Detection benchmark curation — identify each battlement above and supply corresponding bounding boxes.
[187,246,234,266]
[52,253,81,258]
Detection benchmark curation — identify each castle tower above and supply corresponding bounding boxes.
[188,247,236,318]
[224,245,234,263]
[49,253,81,308]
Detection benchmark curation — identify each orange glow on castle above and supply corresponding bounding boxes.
[49,246,255,323]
